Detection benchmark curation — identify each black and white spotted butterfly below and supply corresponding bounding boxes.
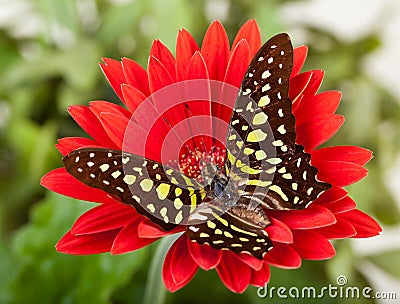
[63,33,331,259]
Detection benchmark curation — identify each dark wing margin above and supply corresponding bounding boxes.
[63,148,206,231]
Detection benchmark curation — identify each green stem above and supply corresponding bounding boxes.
[142,233,181,304]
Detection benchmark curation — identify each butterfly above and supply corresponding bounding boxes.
[63,33,331,259]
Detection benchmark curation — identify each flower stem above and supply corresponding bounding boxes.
[142,233,181,304]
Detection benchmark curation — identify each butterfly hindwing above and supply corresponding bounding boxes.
[186,204,273,259]
[63,148,206,231]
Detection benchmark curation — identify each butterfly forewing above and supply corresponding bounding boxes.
[225,33,296,187]
[63,148,206,231]
[225,33,330,211]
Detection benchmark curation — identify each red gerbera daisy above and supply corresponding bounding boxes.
[41,20,381,293]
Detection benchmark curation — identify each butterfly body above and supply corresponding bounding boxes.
[63,33,331,259]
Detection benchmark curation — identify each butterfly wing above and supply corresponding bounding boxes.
[186,203,273,259]
[63,148,206,231]
[225,33,330,210]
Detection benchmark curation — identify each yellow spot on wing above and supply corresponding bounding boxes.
[175,211,183,224]
[227,150,236,164]
[246,180,272,187]
[258,95,270,107]
[146,204,155,213]
[252,112,268,125]
[160,207,167,217]
[182,175,194,186]
[230,225,258,237]
[255,150,267,160]
[212,212,228,226]
[123,175,136,185]
[140,179,153,192]
[174,198,183,209]
[247,129,268,142]
[244,148,254,155]
[156,183,171,200]
[269,185,289,201]
[190,194,197,212]
[240,165,263,175]
[175,187,182,196]
[207,221,216,229]
[224,231,233,238]
[100,164,109,172]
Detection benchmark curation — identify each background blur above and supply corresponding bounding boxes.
[0,0,399,303]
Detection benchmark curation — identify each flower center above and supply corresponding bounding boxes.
[179,144,225,179]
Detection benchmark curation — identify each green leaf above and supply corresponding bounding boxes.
[5,193,146,304]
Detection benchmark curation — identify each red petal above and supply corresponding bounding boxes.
[266,204,336,229]
[292,230,335,260]
[163,235,198,292]
[68,105,116,148]
[263,242,301,269]
[338,209,382,238]
[71,202,136,235]
[185,51,209,80]
[250,263,270,287]
[265,217,293,243]
[150,40,176,81]
[56,137,101,156]
[121,84,147,113]
[313,186,348,204]
[316,218,357,239]
[56,229,119,254]
[294,91,341,123]
[121,57,150,96]
[311,146,373,166]
[97,112,129,149]
[111,217,159,254]
[237,252,264,271]
[201,20,229,81]
[303,70,324,98]
[296,114,345,151]
[148,56,174,94]
[291,46,308,78]
[216,251,251,293]
[187,240,222,270]
[138,218,182,238]
[224,39,251,88]
[232,19,261,56]
[100,58,125,101]
[213,39,250,130]
[40,168,116,204]
[89,100,131,118]
[290,71,312,102]
[176,28,200,81]
[319,196,356,214]
[314,161,368,187]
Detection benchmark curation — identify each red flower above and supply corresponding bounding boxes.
[41,20,381,293]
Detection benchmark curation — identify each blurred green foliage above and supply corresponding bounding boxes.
[0,0,399,303]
